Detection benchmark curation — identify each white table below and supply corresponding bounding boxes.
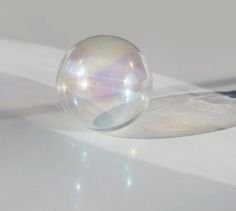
[0,38,235,211]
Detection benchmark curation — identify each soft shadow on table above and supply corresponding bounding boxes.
[107,91,236,139]
[0,72,88,132]
[0,72,236,139]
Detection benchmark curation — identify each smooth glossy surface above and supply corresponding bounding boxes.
[1,39,236,211]
[56,35,152,130]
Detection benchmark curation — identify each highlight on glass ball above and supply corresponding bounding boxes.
[56,35,153,131]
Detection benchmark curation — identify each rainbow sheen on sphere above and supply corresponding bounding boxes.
[56,35,152,130]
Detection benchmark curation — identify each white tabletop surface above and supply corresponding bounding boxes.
[0,38,236,211]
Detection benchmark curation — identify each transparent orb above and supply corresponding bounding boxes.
[56,35,152,131]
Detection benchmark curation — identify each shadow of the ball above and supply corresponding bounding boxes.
[106,92,236,139]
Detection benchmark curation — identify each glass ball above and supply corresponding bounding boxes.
[56,35,152,131]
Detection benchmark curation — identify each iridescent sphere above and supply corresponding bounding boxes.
[56,35,152,131]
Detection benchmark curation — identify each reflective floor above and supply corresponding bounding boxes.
[1,118,236,211]
[0,39,236,211]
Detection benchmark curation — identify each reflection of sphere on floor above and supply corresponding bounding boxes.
[56,35,152,131]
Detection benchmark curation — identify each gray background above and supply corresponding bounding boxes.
[0,2,236,210]
[0,0,235,90]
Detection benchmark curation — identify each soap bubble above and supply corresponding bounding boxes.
[56,35,152,130]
